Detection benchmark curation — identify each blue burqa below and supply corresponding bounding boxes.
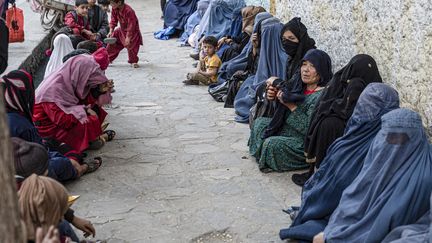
[163,0,199,30]
[234,17,288,123]
[194,0,246,49]
[217,12,272,83]
[279,83,400,241]
[179,0,209,44]
[382,196,431,243]
[216,7,242,57]
[324,108,432,243]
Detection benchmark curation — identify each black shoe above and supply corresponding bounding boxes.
[189,53,199,60]
[292,171,311,187]
[183,79,199,85]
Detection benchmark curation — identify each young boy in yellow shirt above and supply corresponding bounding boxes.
[183,36,222,85]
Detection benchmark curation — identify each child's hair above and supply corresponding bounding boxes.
[77,40,98,53]
[202,36,218,48]
[109,0,124,4]
[75,0,89,7]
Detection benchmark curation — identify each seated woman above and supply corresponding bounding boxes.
[233,16,289,123]
[217,12,272,84]
[279,83,400,242]
[248,49,331,172]
[315,108,432,243]
[294,54,383,185]
[2,70,102,180]
[163,0,199,33]
[178,0,210,46]
[44,34,74,79]
[33,48,114,156]
[216,6,265,63]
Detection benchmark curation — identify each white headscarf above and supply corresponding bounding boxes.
[43,34,74,79]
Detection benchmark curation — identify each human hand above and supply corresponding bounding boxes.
[124,37,131,48]
[72,216,96,238]
[251,33,259,47]
[277,90,297,111]
[266,76,278,87]
[86,108,98,117]
[35,226,60,243]
[217,37,226,49]
[99,80,114,93]
[266,86,278,101]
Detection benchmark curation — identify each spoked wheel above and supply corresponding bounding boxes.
[40,8,64,31]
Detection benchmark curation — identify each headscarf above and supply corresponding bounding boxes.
[281,17,316,79]
[35,54,109,123]
[12,137,49,178]
[92,47,109,71]
[62,49,91,63]
[241,6,266,34]
[18,174,69,241]
[382,197,431,243]
[304,54,383,165]
[279,83,400,241]
[0,70,34,122]
[217,12,272,83]
[44,34,74,79]
[262,49,332,138]
[324,108,432,242]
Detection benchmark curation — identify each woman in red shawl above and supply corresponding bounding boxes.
[33,48,115,155]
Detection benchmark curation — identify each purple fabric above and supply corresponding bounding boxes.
[35,54,109,124]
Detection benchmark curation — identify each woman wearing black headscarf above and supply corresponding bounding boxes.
[293,54,383,186]
[248,49,332,172]
[259,17,318,138]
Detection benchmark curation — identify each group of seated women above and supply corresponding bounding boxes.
[165,0,432,242]
[2,26,116,242]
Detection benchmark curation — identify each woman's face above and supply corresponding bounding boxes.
[282,30,299,43]
[301,60,320,85]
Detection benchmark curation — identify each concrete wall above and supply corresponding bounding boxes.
[274,0,432,133]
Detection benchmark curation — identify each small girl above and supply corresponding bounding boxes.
[107,0,143,68]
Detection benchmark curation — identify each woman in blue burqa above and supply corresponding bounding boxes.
[178,0,210,45]
[163,0,199,32]
[314,108,432,243]
[279,83,400,242]
[233,16,289,123]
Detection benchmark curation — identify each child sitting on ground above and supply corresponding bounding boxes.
[107,0,143,68]
[183,36,222,85]
[87,0,109,41]
[64,0,97,42]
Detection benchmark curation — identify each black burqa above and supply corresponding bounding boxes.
[304,54,383,168]
[261,17,316,138]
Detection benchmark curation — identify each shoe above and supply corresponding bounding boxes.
[183,79,199,85]
[189,52,199,60]
[131,63,139,68]
[192,62,198,68]
[292,171,311,187]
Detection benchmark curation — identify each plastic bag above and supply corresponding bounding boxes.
[208,81,229,102]
[6,4,24,43]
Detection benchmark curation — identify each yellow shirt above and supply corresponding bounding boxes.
[204,54,222,82]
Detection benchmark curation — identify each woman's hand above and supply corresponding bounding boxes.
[86,108,98,117]
[35,226,60,243]
[277,90,297,111]
[313,232,325,243]
[266,85,278,101]
[217,37,226,49]
[251,33,259,47]
[72,216,96,238]
[99,80,114,93]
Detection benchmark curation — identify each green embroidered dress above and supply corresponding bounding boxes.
[249,90,322,172]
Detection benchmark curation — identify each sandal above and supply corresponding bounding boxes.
[88,138,105,150]
[101,122,110,131]
[83,157,102,174]
[103,130,116,142]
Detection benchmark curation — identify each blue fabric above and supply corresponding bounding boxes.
[154,26,176,40]
[217,12,272,83]
[163,0,199,30]
[8,112,77,182]
[382,208,430,243]
[179,0,210,44]
[323,108,432,243]
[279,83,400,241]
[194,0,246,49]
[58,220,79,243]
[229,7,243,38]
[234,17,288,123]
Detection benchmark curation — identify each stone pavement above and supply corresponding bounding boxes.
[65,0,302,242]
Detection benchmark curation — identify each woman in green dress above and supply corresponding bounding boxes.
[249,48,333,172]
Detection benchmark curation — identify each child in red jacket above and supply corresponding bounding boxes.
[106,0,143,68]
[64,0,98,42]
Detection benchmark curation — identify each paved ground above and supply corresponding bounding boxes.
[21,0,303,242]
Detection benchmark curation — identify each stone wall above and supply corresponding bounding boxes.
[275,0,432,132]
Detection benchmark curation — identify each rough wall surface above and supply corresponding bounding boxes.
[275,0,432,132]
[245,0,270,10]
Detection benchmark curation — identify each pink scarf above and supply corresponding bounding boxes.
[35,55,109,124]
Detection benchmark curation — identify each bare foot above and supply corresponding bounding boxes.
[131,63,139,68]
